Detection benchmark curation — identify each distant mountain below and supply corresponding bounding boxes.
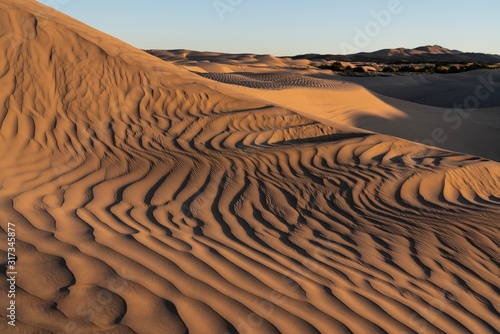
[291,45,500,64]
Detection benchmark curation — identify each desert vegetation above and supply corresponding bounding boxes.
[320,61,500,76]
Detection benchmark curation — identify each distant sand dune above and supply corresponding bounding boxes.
[0,1,499,334]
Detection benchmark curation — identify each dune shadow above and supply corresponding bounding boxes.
[274,133,371,146]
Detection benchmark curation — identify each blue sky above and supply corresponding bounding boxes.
[38,0,500,56]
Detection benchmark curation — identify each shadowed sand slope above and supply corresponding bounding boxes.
[1,1,500,334]
[331,70,500,109]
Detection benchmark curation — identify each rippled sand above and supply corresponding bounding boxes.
[0,1,499,333]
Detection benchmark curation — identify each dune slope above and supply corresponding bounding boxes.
[0,1,499,334]
[151,50,500,161]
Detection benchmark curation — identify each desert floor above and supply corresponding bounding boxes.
[0,1,499,333]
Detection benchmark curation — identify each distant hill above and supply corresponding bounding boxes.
[291,45,500,64]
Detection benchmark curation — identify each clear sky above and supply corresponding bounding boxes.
[38,0,500,56]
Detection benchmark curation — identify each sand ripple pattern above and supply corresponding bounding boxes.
[197,72,359,91]
[0,2,500,334]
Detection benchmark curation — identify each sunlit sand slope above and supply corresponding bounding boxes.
[0,1,499,333]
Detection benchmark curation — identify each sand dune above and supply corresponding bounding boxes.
[190,70,500,161]
[0,1,499,333]
[157,52,499,162]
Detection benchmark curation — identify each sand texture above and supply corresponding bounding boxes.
[0,1,499,333]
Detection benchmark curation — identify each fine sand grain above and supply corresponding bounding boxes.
[0,1,499,333]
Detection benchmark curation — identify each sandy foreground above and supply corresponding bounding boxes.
[0,1,499,333]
